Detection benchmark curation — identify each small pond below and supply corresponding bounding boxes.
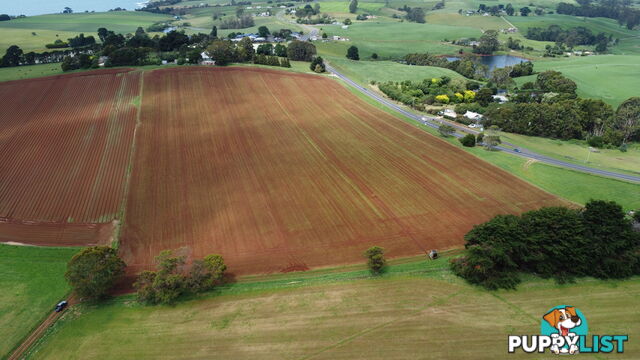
[446,55,529,70]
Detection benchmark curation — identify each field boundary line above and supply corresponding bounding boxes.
[111,70,145,248]
[299,289,465,360]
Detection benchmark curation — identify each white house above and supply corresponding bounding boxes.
[464,111,483,122]
[200,51,215,65]
[442,109,457,118]
[492,95,508,104]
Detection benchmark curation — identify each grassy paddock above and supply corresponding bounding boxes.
[0,12,171,52]
[0,63,65,82]
[26,255,640,359]
[317,21,480,59]
[325,56,466,84]
[0,244,78,358]
[515,55,640,107]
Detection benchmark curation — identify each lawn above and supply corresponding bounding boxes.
[325,56,466,84]
[515,55,640,107]
[0,244,79,358]
[337,80,640,211]
[25,255,640,359]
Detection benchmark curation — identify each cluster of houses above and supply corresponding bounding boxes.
[229,33,303,43]
[440,109,484,122]
[437,94,509,125]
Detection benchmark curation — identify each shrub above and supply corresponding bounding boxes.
[364,246,386,274]
[135,251,228,305]
[435,94,450,104]
[476,132,484,143]
[65,246,126,300]
[310,56,325,72]
[587,136,604,148]
[459,133,476,147]
[188,254,227,292]
[438,124,455,137]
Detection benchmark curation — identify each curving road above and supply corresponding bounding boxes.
[325,64,640,184]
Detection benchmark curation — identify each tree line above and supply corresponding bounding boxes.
[451,200,640,290]
[557,0,640,30]
[525,25,611,51]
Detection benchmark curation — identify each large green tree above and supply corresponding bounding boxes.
[474,30,500,55]
[207,40,235,65]
[1,45,23,67]
[364,246,386,274]
[65,246,126,300]
[349,0,358,14]
[615,97,640,143]
[346,45,360,60]
[287,40,316,61]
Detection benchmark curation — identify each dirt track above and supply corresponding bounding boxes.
[7,296,76,360]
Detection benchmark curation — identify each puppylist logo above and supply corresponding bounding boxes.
[508,305,629,355]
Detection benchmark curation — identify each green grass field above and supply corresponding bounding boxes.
[0,244,79,358]
[25,254,640,359]
[515,55,640,107]
[0,12,171,52]
[317,21,480,59]
[326,56,466,84]
[507,14,638,41]
[0,63,64,82]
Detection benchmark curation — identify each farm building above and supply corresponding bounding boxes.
[464,111,483,121]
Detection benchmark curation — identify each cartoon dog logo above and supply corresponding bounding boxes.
[543,306,582,354]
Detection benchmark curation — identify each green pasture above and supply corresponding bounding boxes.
[326,56,466,84]
[317,21,480,59]
[507,14,638,40]
[0,63,65,82]
[515,54,640,107]
[0,12,171,33]
[0,12,171,52]
[25,253,640,359]
[0,244,78,358]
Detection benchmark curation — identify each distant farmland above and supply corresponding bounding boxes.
[119,67,566,276]
[0,69,139,245]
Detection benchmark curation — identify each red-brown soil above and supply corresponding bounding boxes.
[118,67,567,276]
[0,69,139,245]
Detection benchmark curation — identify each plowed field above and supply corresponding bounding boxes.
[119,67,566,275]
[0,69,139,245]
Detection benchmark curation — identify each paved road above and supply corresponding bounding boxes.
[325,64,640,183]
